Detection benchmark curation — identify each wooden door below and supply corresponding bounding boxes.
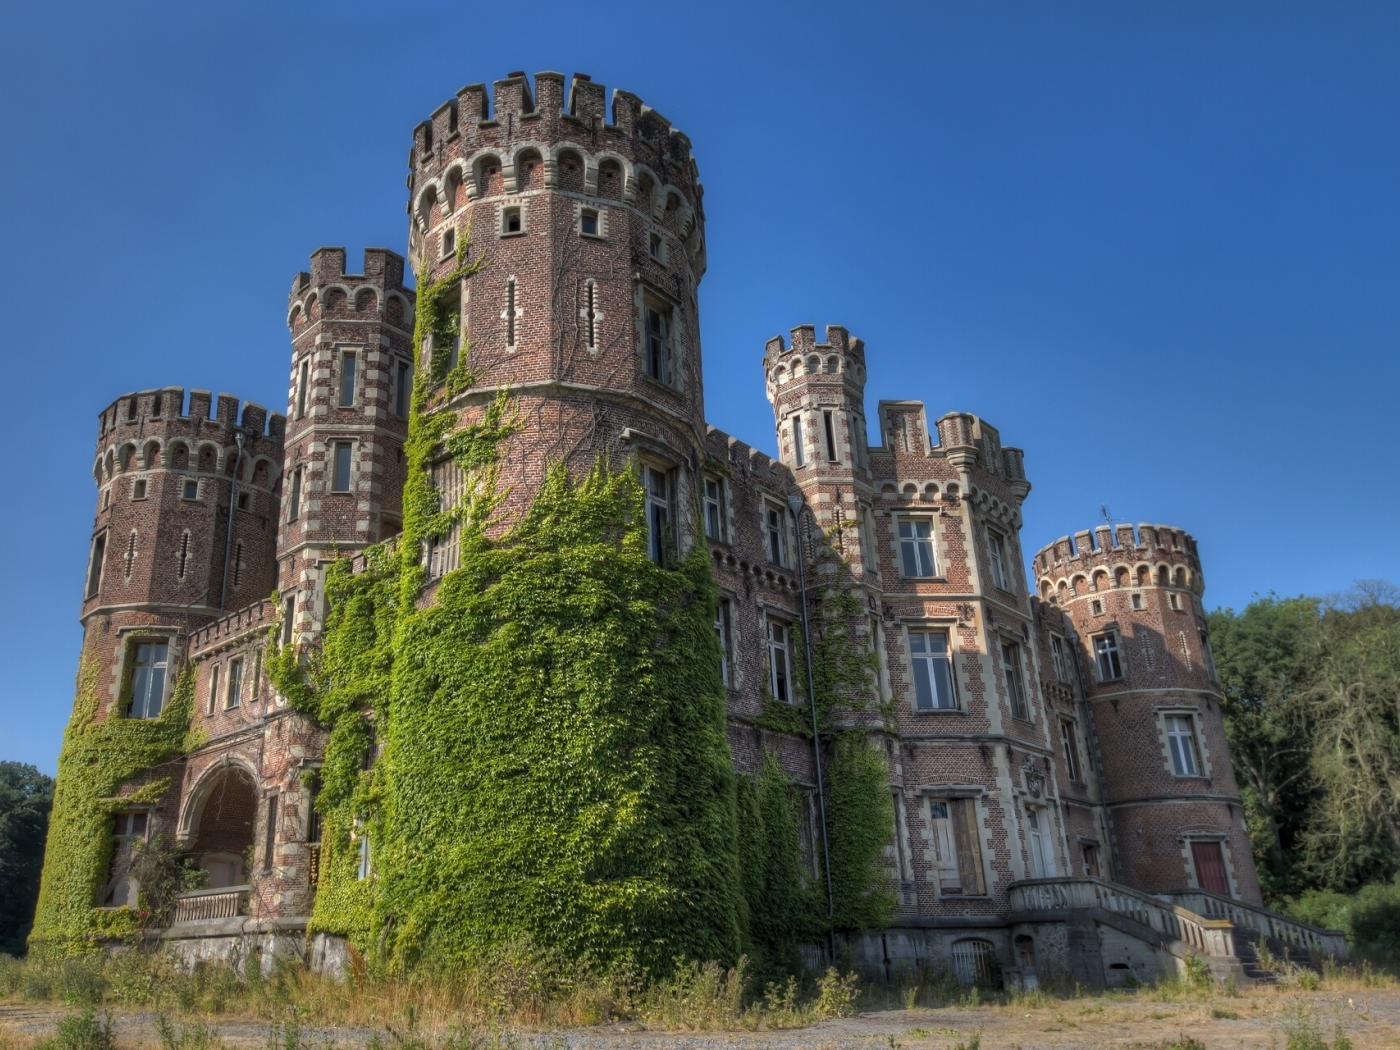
[1191,840,1230,895]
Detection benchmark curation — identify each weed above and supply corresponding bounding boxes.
[952,1028,982,1050]
[52,1006,115,1050]
[1210,1006,1239,1019]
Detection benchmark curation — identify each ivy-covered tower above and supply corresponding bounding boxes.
[407,71,709,531]
[279,248,415,644]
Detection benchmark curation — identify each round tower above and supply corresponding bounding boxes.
[84,388,284,721]
[764,324,871,482]
[405,71,709,528]
[279,247,416,643]
[1032,524,1262,905]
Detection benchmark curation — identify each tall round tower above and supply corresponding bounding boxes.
[1032,525,1261,905]
[84,389,284,721]
[279,247,415,643]
[406,71,708,528]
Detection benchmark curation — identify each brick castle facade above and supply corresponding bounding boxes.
[50,71,1307,988]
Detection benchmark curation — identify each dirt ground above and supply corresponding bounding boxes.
[2,985,1395,1050]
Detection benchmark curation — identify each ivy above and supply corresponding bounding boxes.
[28,654,199,958]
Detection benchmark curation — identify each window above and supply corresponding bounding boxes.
[86,533,106,598]
[703,476,726,541]
[1166,714,1202,776]
[206,664,219,717]
[1060,719,1083,782]
[859,505,878,571]
[898,518,936,578]
[123,531,137,580]
[1002,641,1029,720]
[644,303,671,384]
[1050,634,1069,683]
[928,798,986,895]
[644,465,673,566]
[649,232,663,260]
[583,280,599,350]
[765,505,786,566]
[225,657,244,710]
[1200,631,1218,681]
[502,206,522,234]
[251,648,263,703]
[823,410,838,462]
[232,542,244,589]
[296,360,309,418]
[767,619,792,703]
[892,791,911,883]
[790,414,805,467]
[282,595,295,645]
[909,629,957,711]
[183,479,199,501]
[988,530,1007,590]
[132,479,147,500]
[357,831,371,880]
[1090,599,1103,615]
[288,467,303,521]
[579,208,599,236]
[128,641,168,719]
[505,277,518,348]
[332,443,352,492]
[1026,807,1054,878]
[1082,843,1101,877]
[715,599,731,687]
[237,492,250,511]
[1131,592,1143,610]
[395,361,411,419]
[1093,632,1123,681]
[1170,592,1182,611]
[339,351,356,407]
[306,786,322,844]
[102,810,150,906]
[177,532,189,580]
[441,227,455,257]
[263,794,278,873]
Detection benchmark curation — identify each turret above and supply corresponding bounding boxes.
[1032,525,1261,905]
[279,247,415,643]
[764,324,871,481]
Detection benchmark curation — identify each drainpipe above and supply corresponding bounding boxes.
[219,433,245,612]
[788,492,837,963]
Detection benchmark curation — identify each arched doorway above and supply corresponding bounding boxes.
[188,766,257,888]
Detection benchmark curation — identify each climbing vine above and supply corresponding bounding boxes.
[28,653,200,957]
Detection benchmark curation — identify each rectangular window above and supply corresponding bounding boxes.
[502,206,522,234]
[790,414,805,466]
[225,657,243,710]
[1060,719,1083,782]
[988,530,1007,590]
[297,360,309,419]
[649,232,663,259]
[767,619,792,703]
[1166,714,1202,776]
[909,629,956,711]
[703,476,726,541]
[132,479,147,500]
[715,599,731,687]
[1082,843,1101,877]
[288,468,303,521]
[1094,632,1123,681]
[892,791,911,882]
[930,798,986,895]
[128,641,168,719]
[339,351,356,407]
[395,361,411,418]
[262,794,278,873]
[644,465,672,566]
[580,208,599,236]
[182,479,199,501]
[332,442,352,492]
[1002,640,1029,720]
[1026,806,1054,878]
[1132,592,1144,609]
[859,505,878,572]
[765,505,786,566]
[898,518,936,578]
[207,664,219,717]
[357,831,371,880]
[823,409,838,462]
[1050,634,1069,683]
[441,227,455,257]
[282,596,295,645]
[644,305,671,384]
[306,786,322,844]
[86,533,106,598]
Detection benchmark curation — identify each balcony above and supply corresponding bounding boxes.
[172,885,249,924]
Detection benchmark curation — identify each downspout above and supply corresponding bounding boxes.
[219,432,245,612]
[788,492,837,962]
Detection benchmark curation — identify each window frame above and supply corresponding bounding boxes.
[1060,718,1083,783]
[394,360,412,419]
[182,479,199,501]
[338,350,357,408]
[790,413,806,467]
[86,531,107,599]
[1093,631,1123,681]
[897,517,937,579]
[224,656,244,711]
[908,627,958,712]
[987,529,1008,590]
[702,475,727,542]
[642,297,674,386]
[331,442,353,493]
[127,639,169,719]
[643,463,675,567]
[500,204,523,236]
[715,598,732,688]
[578,207,601,238]
[1001,639,1030,721]
[764,503,788,567]
[766,617,793,704]
[1165,713,1203,777]
[1049,633,1069,684]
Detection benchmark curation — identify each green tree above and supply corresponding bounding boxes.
[0,761,55,956]
[1296,581,1400,889]
[1208,596,1318,899]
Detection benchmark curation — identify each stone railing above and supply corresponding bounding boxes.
[172,885,249,923]
[1010,877,1237,961]
[1162,889,1349,961]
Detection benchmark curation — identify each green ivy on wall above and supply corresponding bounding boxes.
[28,653,200,957]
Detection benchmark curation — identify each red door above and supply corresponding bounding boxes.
[1191,841,1230,895]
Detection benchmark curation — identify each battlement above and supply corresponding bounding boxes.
[763,325,868,406]
[1032,523,1202,584]
[290,247,408,301]
[413,71,697,166]
[95,387,286,451]
[189,598,277,657]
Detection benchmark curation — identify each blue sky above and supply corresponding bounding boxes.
[3,2,1398,772]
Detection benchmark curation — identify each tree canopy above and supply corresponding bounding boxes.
[0,761,55,956]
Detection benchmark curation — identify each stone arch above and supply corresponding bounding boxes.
[513,146,544,191]
[597,156,625,201]
[555,146,586,193]
[471,151,505,198]
[1092,569,1109,591]
[305,292,320,321]
[1071,574,1087,596]
[1136,564,1150,585]
[196,442,219,474]
[354,287,379,313]
[415,184,440,233]
[806,355,821,374]
[385,292,409,327]
[1174,567,1187,587]
[116,442,136,472]
[825,356,840,373]
[177,759,259,888]
[441,162,465,212]
[1115,566,1130,587]
[322,285,350,315]
[141,440,162,470]
[286,301,303,329]
[169,441,190,472]
[1157,565,1170,586]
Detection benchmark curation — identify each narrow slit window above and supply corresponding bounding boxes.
[1061,719,1083,782]
[644,465,673,566]
[791,414,805,466]
[332,443,352,492]
[177,532,189,580]
[296,360,309,418]
[395,361,412,418]
[767,620,792,703]
[263,795,279,873]
[123,531,137,580]
[288,467,303,521]
[207,665,220,717]
[506,278,517,348]
[645,305,670,383]
[232,542,244,589]
[703,477,725,541]
[584,282,598,350]
[339,352,357,407]
[988,530,1007,590]
[282,596,295,645]
[823,410,838,462]
[86,533,106,597]
[715,600,731,686]
[765,505,786,566]
[441,227,455,257]
[649,232,663,260]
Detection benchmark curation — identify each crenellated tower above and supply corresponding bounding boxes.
[83,388,284,721]
[279,247,415,643]
[1032,525,1262,905]
[406,71,710,536]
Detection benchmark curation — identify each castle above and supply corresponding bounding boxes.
[35,71,1347,988]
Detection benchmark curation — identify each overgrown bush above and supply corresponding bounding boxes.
[1283,877,1400,966]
